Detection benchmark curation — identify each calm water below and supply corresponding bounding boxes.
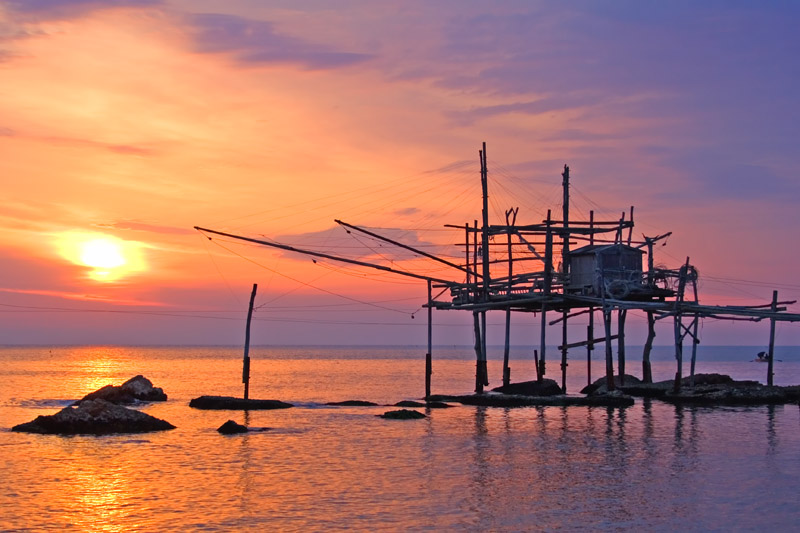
[1,345,799,532]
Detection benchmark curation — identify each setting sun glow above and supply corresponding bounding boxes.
[80,239,126,269]
[57,232,146,282]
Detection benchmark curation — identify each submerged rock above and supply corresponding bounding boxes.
[379,409,426,419]
[581,373,798,405]
[424,401,453,408]
[429,392,634,408]
[662,384,792,405]
[78,375,167,405]
[492,379,563,396]
[217,420,249,434]
[325,400,379,407]
[395,400,453,409]
[581,374,643,395]
[189,396,293,410]
[11,399,175,435]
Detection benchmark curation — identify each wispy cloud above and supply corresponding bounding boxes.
[0,286,168,306]
[96,220,194,236]
[184,13,373,70]
[272,225,444,263]
[3,0,163,21]
[37,134,157,156]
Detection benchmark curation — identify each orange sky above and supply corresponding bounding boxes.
[1,1,799,346]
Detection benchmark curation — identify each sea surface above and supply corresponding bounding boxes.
[1,345,799,532]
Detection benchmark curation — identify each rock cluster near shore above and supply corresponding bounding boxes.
[189,395,293,410]
[217,420,249,434]
[12,398,175,435]
[13,375,174,435]
[491,379,563,396]
[429,391,635,408]
[379,409,426,419]
[582,373,800,405]
[76,375,167,405]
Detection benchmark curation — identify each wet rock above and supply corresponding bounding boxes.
[325,400,379,406]
[11,399,175,435]
[189,396,293,410]
[492,379,563,396]
[581,374,643,395]
[217,420,248,434]
[78,375,167,405]
[395,400,425,407]
[395,400,453,409]
[379,409,426,419]
[430,393,634,408]
[662,384,791,406]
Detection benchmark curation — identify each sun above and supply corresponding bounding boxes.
[80,238,126,269]
[57,232,146,281]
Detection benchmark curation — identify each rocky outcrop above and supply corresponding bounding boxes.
[325,400,379,406]
[11,399,175,435]
[379,409,426,419]
[581,374,644,395]
[492,379,563,396]
[217,420,249,434]
[662,384,792,405]
[428,392,634,408]
[395,400,453,408]
[78,375,167,405]
[582,373,798,405]
[189,396,293,410]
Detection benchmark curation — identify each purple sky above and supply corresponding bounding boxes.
[0,0,799,347]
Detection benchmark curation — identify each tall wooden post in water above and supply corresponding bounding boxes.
[426,279,433,398]
[503,208,518,387]
[475,143,490,392]
[768,290,778,386]
[560,166,570,392]
[243,283,258,400]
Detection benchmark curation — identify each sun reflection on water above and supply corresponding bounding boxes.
[55,446,139,533]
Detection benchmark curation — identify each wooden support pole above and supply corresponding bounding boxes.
[618,309,627,385]
[533,349,541,381]
[603,308,615,391]
[673,258,690,393]
[473,311,484,393]
[562,164,571,277]
[503,309,512,387]
[243,283,258,400]
[586,308,594,387]
[539,306,547,382]
[627,206,634,246]
[464,223,471,292]
[642,311,655,383]
[480,144,490,300]
[768,290,778,386]
[473,220,479,302]
[503,208,517,387]
[538,210,553,381]
[560,334,618,351]
[674,312,684,393]
[426,279,433,399]
[561,310,568,393]
[689,279,700,387]
[587,212,594,387]
[480,310,489,388]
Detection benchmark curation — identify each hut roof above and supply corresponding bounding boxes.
[570,243,644,256]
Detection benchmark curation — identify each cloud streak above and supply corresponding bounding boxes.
[3,0,163,21]
[185,13,373,70]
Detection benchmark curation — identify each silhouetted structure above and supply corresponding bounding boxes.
[196,143,800,395]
